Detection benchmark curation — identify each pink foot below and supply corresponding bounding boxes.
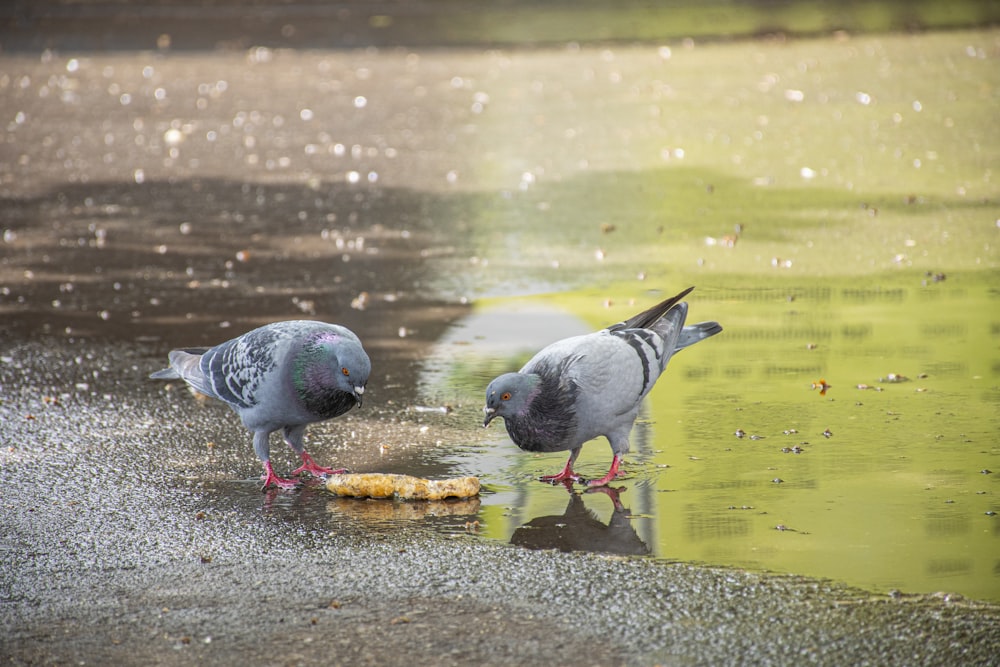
[291,451,347,478]
[581,455,624,488]
[540,458,582,483]
[260,461,299,491]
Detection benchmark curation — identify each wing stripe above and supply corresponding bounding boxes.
[612,330,652,396]
[224,345,250,407]
[634,329,663,361]
[202,344,254,409]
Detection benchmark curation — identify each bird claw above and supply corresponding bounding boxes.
[540,452,628,487]
[260,480,298,492]
[260,474,300,492]
[260,460,301,491]
[291,462,347,478]
[580,471,622,488]
[540,471,582,484]
[292,452,347,478]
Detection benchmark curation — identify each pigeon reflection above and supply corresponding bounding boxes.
[510,484,650,556]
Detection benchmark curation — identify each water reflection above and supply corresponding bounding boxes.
[327,496,481,525]
[510,485,651,556]
[204,476,481,534]
[214,478,333,522]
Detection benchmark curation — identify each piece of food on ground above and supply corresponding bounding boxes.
[325,473,480,500]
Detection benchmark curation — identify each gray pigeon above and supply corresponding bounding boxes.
[150,320,371,491]
[483,287,721,487]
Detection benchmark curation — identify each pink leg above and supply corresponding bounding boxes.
[260,461,299,491]
[291,451,347,478]
[540,455,583,483]
[582,454,624,488]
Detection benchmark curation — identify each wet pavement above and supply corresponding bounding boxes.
[3,4,1000,665]
[3,335,998,665]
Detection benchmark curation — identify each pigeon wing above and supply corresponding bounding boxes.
[199,328,284,410]
[534,333,651,424]
[612,301,688,394]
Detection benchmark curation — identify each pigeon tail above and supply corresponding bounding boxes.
[164,348,216,396]
[677,320,723,350]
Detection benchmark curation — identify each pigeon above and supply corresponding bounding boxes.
[150,320,371,491]
[483,287,721,487]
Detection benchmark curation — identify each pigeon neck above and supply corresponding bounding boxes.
[504,371,577,451]
[292,337,355,419]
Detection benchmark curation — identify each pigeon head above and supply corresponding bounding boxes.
[294,332,371,414]
[333,342,371,407]
[483,372,541,427]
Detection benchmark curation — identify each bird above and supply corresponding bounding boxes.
[483,286,721,487]
[150,320,371,491]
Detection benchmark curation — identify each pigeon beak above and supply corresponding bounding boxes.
[354,385,365,408]
[483,406,496,428]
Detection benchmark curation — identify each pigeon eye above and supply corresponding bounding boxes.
[341,367,350,376]
[501,392,511,401]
